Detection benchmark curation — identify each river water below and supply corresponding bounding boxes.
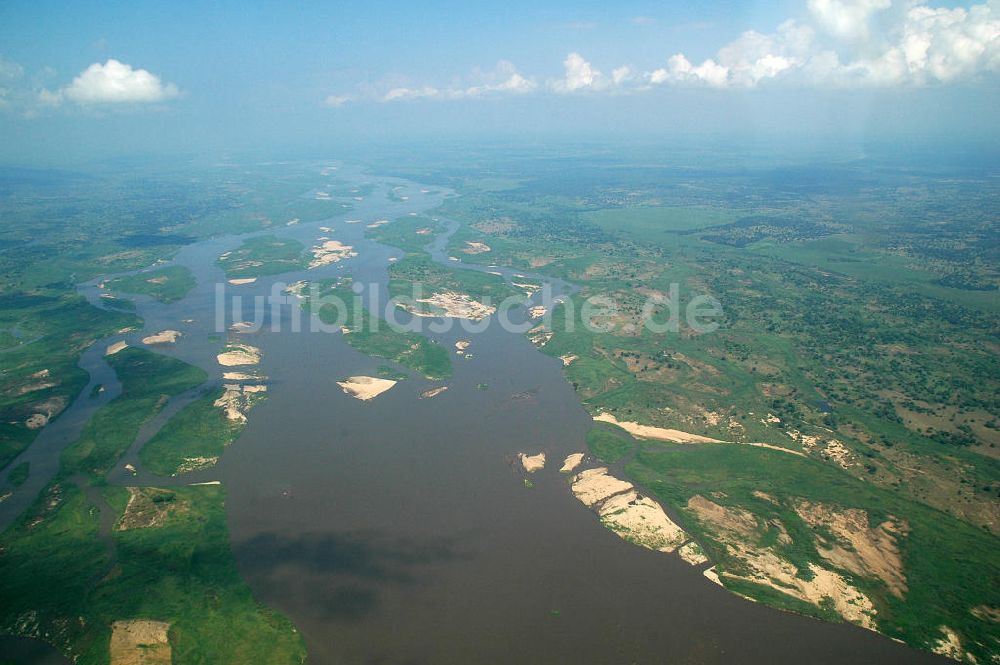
[0,164,945,664]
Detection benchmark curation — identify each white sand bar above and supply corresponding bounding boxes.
[337,376,397,401]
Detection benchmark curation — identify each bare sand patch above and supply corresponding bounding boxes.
[529,305,547,319]
[109,619,171,665]
[743,442,806,457]
[141,330,182,345]
[366,219,390,229]
[560,453,584,473]
[214,384,267,423]
[337,376,397,401]
[216,343,261,367]
[455,339,471,352]
[931,626,967,662]
[559,353,578,366]
[308,240,358,268]
[687,494,878,630]
[462,241,491,254]
[599,490,687,552]
[25,413,49,429]
[117,488,187,531]
[795,500,908,597]
[678,541,710,565]
[703,566,724,586]
[420,386,448,399]
[570,467,633,507]
[398,291,496,321]
[229,321,258,333]
[594,412,723,443]
[519,452,545,473]
[177,457,219,474]
[227,278,257,286]
[222,372,259,381]
[106,341,128,356]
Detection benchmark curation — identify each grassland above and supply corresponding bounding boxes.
[103,265,197,304]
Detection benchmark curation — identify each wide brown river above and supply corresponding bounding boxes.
[0,164,947,664]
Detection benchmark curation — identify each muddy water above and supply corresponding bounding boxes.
[0,166,945,664]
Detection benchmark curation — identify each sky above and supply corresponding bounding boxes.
[1,0,998,165]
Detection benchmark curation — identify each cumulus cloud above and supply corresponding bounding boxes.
[551,52,603,92]
[47,59,179,105]
[649,0,1000,88]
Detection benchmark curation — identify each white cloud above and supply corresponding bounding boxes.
[323,94,352,108]
[808,0,892,41]
[461,60,536,97]
[649,1,1000,88]
[612,65,633,85]
[383,86,440,102]
[50,59,179,104]
[551,52,603,92]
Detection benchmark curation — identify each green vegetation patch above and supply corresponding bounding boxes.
[61,347,207,478]
[0,294,139,471]
[217,235,307,278]
[140,388,246,477]
[583,206,740,237]
[366,215,445,254]
[104,265,197,304]
[388,253,518,305]
[298,279,451,379]
[0,482,306,663]
[586,425,636,464]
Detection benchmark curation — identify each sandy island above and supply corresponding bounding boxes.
[228,277,257,286]
[337,376,397,401]
[216,343,261,367]
[560,453,585,473]
[420,386,448,399]
[142,329,182,345]
[398,291,496,321]
[519,452,546,472]
[462,240,492,254]
[309,240,358,269]
[106,341,128,356]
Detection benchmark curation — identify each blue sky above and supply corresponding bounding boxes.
[1,0,998,163]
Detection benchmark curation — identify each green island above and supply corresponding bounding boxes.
[217,235,308,278]
[293,277,452,380]
[103,265,197,304]
[140,387,258,477]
